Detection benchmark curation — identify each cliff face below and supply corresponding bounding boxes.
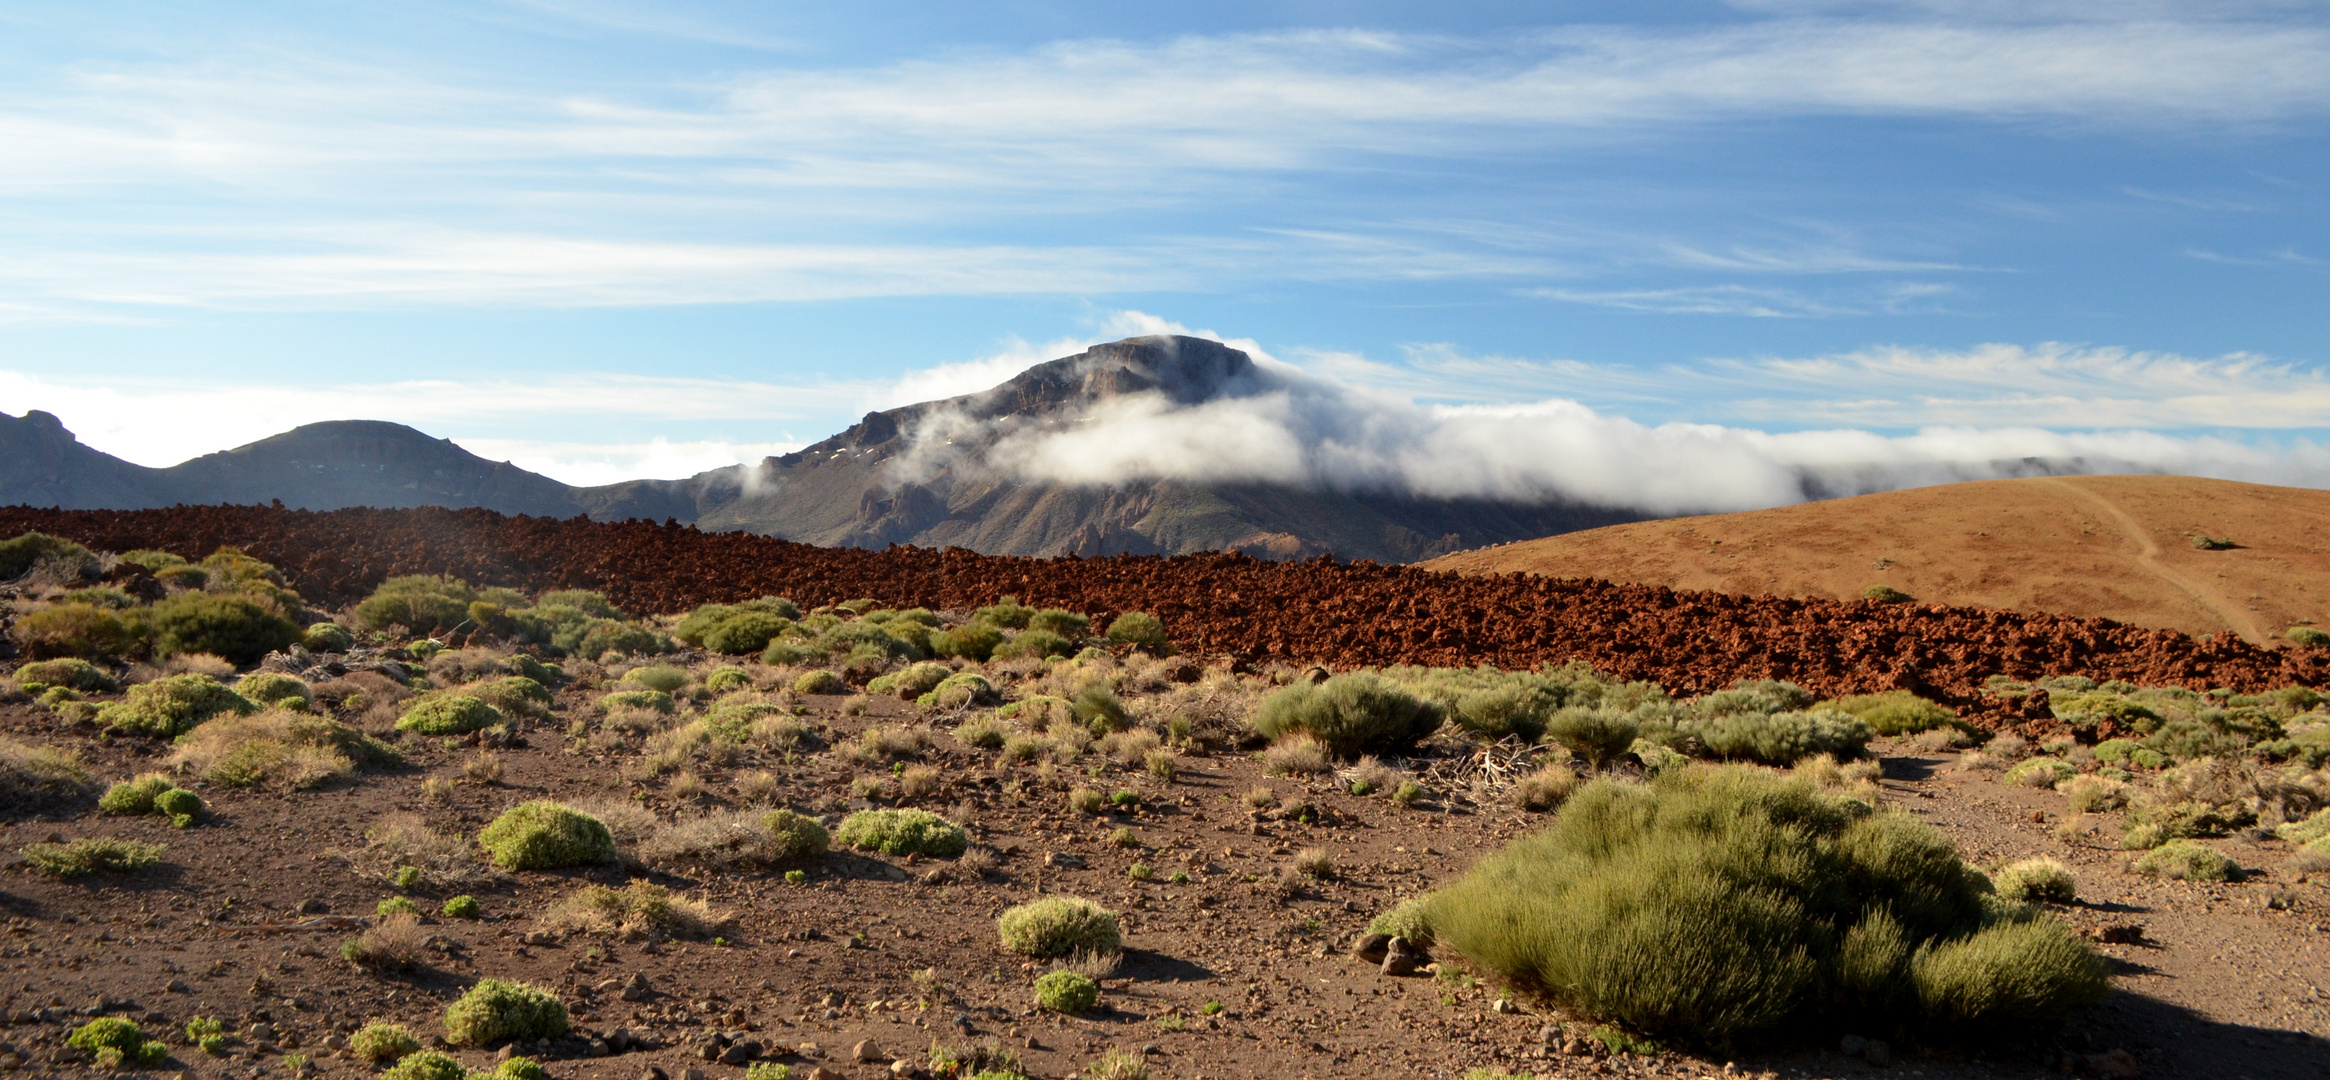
[5,335,1641,561]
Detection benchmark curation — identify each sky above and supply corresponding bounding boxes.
[0,0,2326,489]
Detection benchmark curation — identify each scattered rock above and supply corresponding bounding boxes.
[635,1069,667,1080]
[890,1059,921,1078]
[1044,852,1084,869]
[295,899,329,915]
[679,1068,707,1080]
[2096,923,2147,945]
[162,980,191,995]
[1492,998,1520,1015]
[854,1038,885,1063]
[1350,933,1391,963]
[808,1068,843,1080]
[1380,936,1428,976]
[620,973,653,1002]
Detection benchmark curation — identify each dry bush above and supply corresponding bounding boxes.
[1259,735,1331,776]
[171,709,400,789]
[462,751,503,785]
[1908,727,1976,753]
[362,813,495,889]
[163,653,236,678]
[1243,785,1277,809]
[539,881,727,940]
[1143,748,1177,783]
[1345,756,1400,797]
[0,735,96,813]
[563,798,660,849]
[738,770,781,803]
[669,771,706,800]
[849,725,932,764]
[1100,729,1162,767]
[1513,764,1577,812]
[1292,847,1335,879]
[900,765,943,799]
[343,911,428,972]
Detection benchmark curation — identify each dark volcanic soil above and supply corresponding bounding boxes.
[2,505,2325,735]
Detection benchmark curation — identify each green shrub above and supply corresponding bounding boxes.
[236,672,311,708]
[1423,767,2103,1042]
[745,1064,794,1080]
[621,664,690,693]
[2278,807,2330,845]
[759,809,832,862]
[478,801,616,870]
[13,603,145,660]
[1104,611,1169,652]
[792,670,844,695]
[2002,758,2077,789]
[572,619,666,662]
[302,622,354,652]
[816,620,922,661]
[148,593,301,665]
[993,628,1073,661]
[171,709,401,788]
[185,1016,224,1055]
[1071,684,1129,733]
[1250,674,1443,758]
[1448,683,1556,742]
[350,1021,421,1064]
[975,596,1035,629]
[1909,917,2110,1029]
[2286,626,2330,647]
[494,1057,550,1080]
[13,657,118,693]
[704,666,752,695]
[2120,801,2243,849]
[835,809,966,857]
[1543,706,1639,766]
[1821,690,1956,736]
[1028,609,1091,638]
[98,674,256,737]
[356,576,477,634]
[2091,738,2167,768]
[596,688,674,715]
[468,676,551,718]
[100,772,176,815]
[0,531,97,579]
[377,896,421,918]
[877,661,953,700]
[997,897,1122,959]
[443,978,569,1046]
[442,895,481,919]
[2132,840,2242,881]
[922,671,996,709]
[398,695,504,735]
[66,1017,168,1068]
[702,612,794,655]
[929,623,1005,661]
[153,787,204,826]
[383,1050,469,1080]
[1691,709,1871,766]
[1862,585,1914,603]
[1367,895,1436,946]
[1992,858,2077,903]
[1035,969,1099,1013]
[23,837,165,877]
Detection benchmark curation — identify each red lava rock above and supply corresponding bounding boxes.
[5,504,2323,728]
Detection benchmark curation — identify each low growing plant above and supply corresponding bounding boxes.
[23,836,165,877]
[97,673,256,738]
[477,801,617,870]
[1251,673,1443,757]
[835,808,966,857]
[443,978,569,1046]
[1035,969,1099,1013]
[997,896,1122,959]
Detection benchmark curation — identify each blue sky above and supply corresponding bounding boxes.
[1,1,2327,487]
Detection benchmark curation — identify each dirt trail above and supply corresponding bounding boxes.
[2039,477,2269,645]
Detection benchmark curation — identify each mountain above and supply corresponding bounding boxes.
[1421,474,2320,643]
[2,335,1641,561]
[569,335,1641,560]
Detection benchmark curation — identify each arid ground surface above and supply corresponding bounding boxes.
[1425,476,2330,647]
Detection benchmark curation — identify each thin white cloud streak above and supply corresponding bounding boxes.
[450,437,803,486]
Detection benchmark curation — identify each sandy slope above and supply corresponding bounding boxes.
[1423,475,2330,644]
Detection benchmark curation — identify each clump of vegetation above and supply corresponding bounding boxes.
[173,709,400,788]
[994,628,1074,661]
[835,808,966,857]
[1367,895,1436,946]
[640,809,830,868]
[97,673,256,737]
[1513,763,1577,811]
[1423,766,2105,1043]
[1820,690,1957,736]
[344,910,428,971]
[99,772,176,815]
[1035,969,1100,1014]
[1992,858,2077,903]
[1258,734,1330,775]
[2132,840,2242,882]
[12,602,144,660]
[792,669,844,695]
[12,657,118,694]
[1251,673,1443,757]
[398,695,505,735]
[477,801,616,870]
[703,666,752,694]
[303,622,354,652]
[1544,706,1640,766]
[923,671,997,709]
[2003,757,2077,789]
[0,531,98,580]
[185,1016,225,1055]
[147,593,302,665]
[1681,692,1872,766]
[444,978,569,1047]
[0,736,95,811]
[234,671,311,709]
[382,1050,469,1080]
[538,880,726,940]
[350,1022,420,1065]
[2191,535,2237,551]
[997,897,1122,959]
[1862,585,1914,603]
[1104,611,1170,652]
[66,1017,169,1068]
[442,894,481,919]
[22,836,166,877]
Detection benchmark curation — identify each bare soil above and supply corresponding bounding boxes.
[1423,475,2330,647]
[4,668,2327,1080]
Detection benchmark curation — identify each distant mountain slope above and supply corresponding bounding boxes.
[4,335,1641,561]
[570,335,1641,560]
[1422,474,2330,643]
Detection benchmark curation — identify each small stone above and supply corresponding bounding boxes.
[321,1035,347,1051]
[1492,998,1519,1015]
[808,1069,843,1080]
[796,1042,822,1057]
[295,899,328,915]
[496,1044,517,1061]
[619,973,652,1002]
[854,1038,885,1063]
[890,1060,920,1078]
[1350,933,1391,963]
[163,980,192,995]
[636,1069,667,1080]
[1839,1034,1868,1057]
[679,1069,708,1080]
